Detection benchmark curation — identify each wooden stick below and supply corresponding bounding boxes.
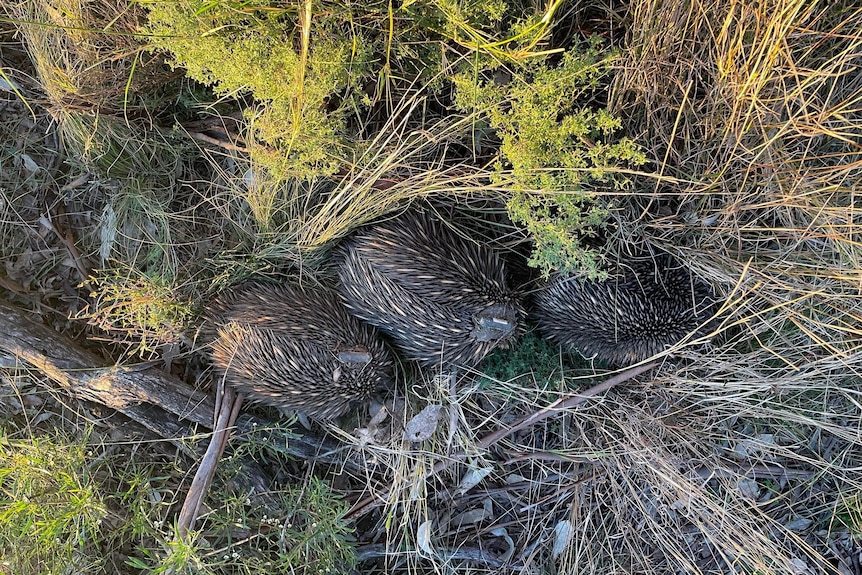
[177,388,243,538]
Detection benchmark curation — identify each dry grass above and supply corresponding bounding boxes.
[231,92,505,262]
[9,0,168,113]
[555,0,862,570]
[1,0,861,573]
[319,2,862,574]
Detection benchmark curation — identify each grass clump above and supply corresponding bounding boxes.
[10,0,172,114]
[263,477,358,573]
[95,186,177,275]
[0,433,108,574]
[84,269,194,356]
[130,468,357,574]
[59,112,186,183]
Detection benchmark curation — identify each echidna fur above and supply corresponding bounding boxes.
[205,282,393,419]
[336,211,523,367]
[534,255,717,366]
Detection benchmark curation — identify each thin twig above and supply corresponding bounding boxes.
[189,131,251,152]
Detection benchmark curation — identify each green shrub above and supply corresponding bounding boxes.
[0,435,108,574]
[144,0,372,179]
[455,42,647,278]
[134,474,358,574]
[143,1,643,277]
[479,332,563,385]
[0,426,357,575]
[85,269,194,356]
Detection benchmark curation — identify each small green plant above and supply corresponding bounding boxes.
[208,431,358,573]
[271,477,358,573]
[137,474,357,574]
[0,433,108,574]
[478,332,600,404]
[455,42,647,278]
[85,270,194,355]
[836,491,862,534]
[479,332,563,385]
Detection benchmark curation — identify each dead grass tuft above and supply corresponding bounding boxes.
[9,0,171,113]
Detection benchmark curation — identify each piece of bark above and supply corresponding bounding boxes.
[0,299,212,444]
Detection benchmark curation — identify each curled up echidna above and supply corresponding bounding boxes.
[204,283,393,419]
[337,211,523,368]
[534,254,717,366]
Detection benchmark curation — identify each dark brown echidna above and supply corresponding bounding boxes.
[205,283,393,419]
[534,255,717,366]
[337,211,523,368]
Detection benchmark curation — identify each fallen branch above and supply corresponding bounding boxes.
[0,299,211,446]
[177,387,244,538]
[0,298,377,537]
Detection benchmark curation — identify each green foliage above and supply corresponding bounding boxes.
[405,0,566,62]
[455,43,647,278]
[506,191,611,279]
[86,270,194,355]
[836,491,862,534]
[269,476,358,573]
[0,434,108,574]
[0,422,356,575]
[140,0,644,279]
[60,112,186,182]
[141,476,357,574]
[479,332,563,385]
[435,0,509,32]
[144,0,372,179]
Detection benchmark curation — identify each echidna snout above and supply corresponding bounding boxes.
[337,349,374,364]
[472,303,519,343]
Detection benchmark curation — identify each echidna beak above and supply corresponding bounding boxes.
[472,313,517,342]
[338,349,373,364]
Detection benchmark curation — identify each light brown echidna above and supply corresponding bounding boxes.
[337,211,523,368]
[534,254,717,366]
[204,283,394,419]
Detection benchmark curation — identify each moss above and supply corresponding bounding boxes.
[479,332,562,385]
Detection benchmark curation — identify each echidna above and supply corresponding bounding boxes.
[336,211,523,367]
[204,282,393,419]
[534,254,717,366]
